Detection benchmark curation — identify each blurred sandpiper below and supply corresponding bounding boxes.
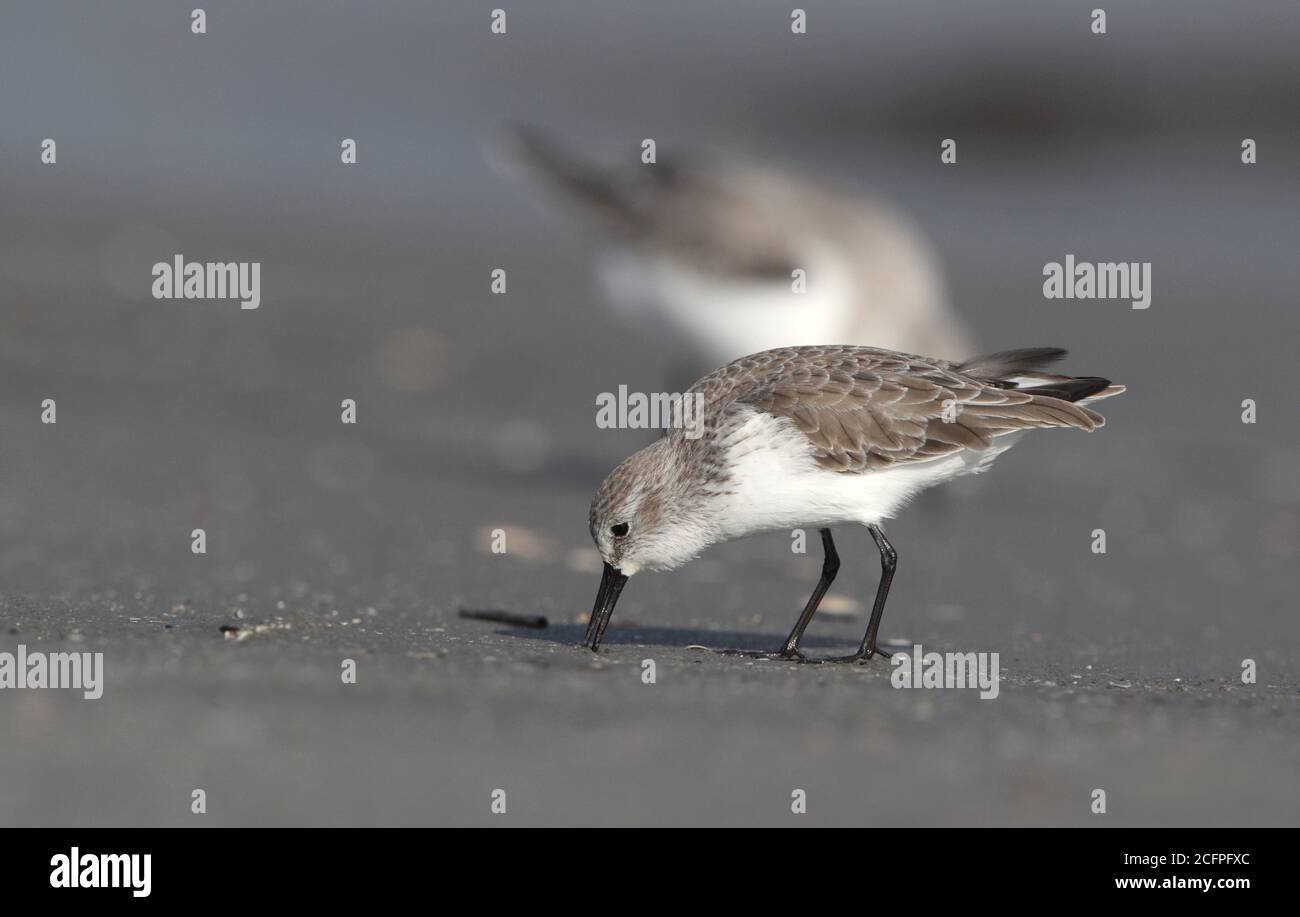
[499,126,973,378]
[583,345,1124,660]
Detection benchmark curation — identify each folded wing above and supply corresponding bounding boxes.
[724,346,1123,473]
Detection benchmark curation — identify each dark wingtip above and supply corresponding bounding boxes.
[494,122,567,174]
[1025,376,1112,403]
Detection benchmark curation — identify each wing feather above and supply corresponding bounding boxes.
[689,345,1116,473]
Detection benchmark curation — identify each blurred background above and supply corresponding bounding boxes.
[0,0,1297,826]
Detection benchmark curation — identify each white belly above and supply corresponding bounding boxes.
[597,245,973,365]
[714,410,1017,538]
[598,253,851,365]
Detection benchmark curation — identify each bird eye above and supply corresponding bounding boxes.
[610,522,629,538]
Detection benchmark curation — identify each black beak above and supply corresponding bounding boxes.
[583,562,627,652]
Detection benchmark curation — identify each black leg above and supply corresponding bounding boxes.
[818,524,898,663]
[852,524,896,661]
[712,528,839,662]
[710,526,897,665]
[776,528,839,657]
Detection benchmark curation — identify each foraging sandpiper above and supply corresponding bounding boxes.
[584,345,1124,661]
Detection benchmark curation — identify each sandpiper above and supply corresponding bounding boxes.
[584,345,1124,661]
[499,126,972,377]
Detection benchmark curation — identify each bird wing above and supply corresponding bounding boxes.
[501,125,799,278]
[705,346,1107,473]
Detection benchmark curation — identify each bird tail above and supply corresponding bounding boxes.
[957,347,1068,379]
[492,123,639,233]
[957,347,1126,428]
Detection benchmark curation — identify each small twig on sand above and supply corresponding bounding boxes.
[458,609,548,629]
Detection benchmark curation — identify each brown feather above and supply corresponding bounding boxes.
[678,345,1123,475]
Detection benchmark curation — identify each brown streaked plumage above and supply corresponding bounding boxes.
[686,345,1120,472]
[584,345,1125,661]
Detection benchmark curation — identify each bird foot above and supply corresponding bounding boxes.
[708,645,893,665]
[821,646,893,664]
[710,647,809,663]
